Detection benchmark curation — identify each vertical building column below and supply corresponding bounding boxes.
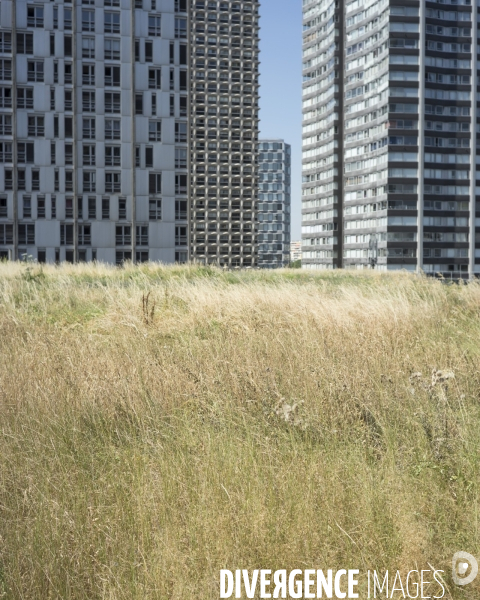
[12,0,18,260]
[131,2,136,264]
[470,0,478,280]
[186,0,191,263]
[72,0,78,262]
[417,0,426,274]
[338,0,345,270]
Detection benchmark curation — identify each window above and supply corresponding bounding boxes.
[0,88,12,108]
[179,44,187,65]
[135,93,143,115]
[180,96,187,117]
[65,171,73,192]
[78,224,91,245]
[17,142,34,164]
[175,226,187,246]
[145,147,153,168]
[135,0,143,8]
[0,60,12,80]
[148,16,162,36]
[105,119,120,140]
[170,41,174,64]
[149,120,162,141]
[64,8,72,29]
[18,224,35,245]
[136,226,148,246]
[27,61,43,82]
[50,34,55,56]
[119,198,127,220]
[83,144,95,166]
[82,91,95,112]
[135,146,141,167]
[0,223,13,245]
[60,223,74,246]
[170,69,174,90]
[149,173,162,194]
[0,114,12,135]
[83,118,95,139]
[64,62,72,84]
[54,116,59,137]
[175,251,188,264]
[175,18,187,38]
[50,197,57,220]
[175,0,187,12]
[0,143,12,163]
[83,171,96,193]
[135,39,140,61]
[145,40,153,62]
[170,95,175,116]
[65,196,73,217]
[17,33,33,54]
[78,197,83,220]
[82,10,95,31]
[152,94,157,116]
[175,122,187,142]
[105,12,120,34]
[105,92,120,113]
[102,198,110,219]
[37,196,45,219]
[23,196,32,218]
[65,144,73,165]
[50,87,55,110]
[51,143,56,165]
[54,170,59,192]
[116,225,131,245]
[149,68,162,89]
[175,174,187,194]
[175,200,187,220]
[83,64,95,85]
[82,37,95,59]
[0,32,12,53]
[175,148,187,168]
[149,198,162,220]
[105,38,120,60]
[105,146,121,166]
[27,5,44,27]
[32,170,39,191]
[136,251,149,263]
[64,90,72,111]
[180,70,187,91]
[64,35,72,57]
[53,7,58,29]
[54,61,58,83]
[105,0,120,5]
[27,115,44,137]
[0,197,6,218]
[88,197,96,219]
[105,65,120,86]
[116,251,131,265]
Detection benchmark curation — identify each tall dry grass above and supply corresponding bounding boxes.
[0,262,479,598]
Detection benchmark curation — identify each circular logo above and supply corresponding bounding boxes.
[452,552,478,586]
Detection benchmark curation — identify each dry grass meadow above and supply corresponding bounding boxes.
[0,262,479,599]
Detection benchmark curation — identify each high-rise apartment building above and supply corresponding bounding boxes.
[302,0,479,279]
[258,139,291,268]
[190,0,260,268]
[0,0,259,266]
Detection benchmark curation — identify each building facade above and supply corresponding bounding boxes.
[0,0,259,266]
[189,0,260,268]
[302,0,480,279]
[290,240,301,263]
[258,139,291,268]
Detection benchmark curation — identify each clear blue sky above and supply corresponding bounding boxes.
[258,0,303,240]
